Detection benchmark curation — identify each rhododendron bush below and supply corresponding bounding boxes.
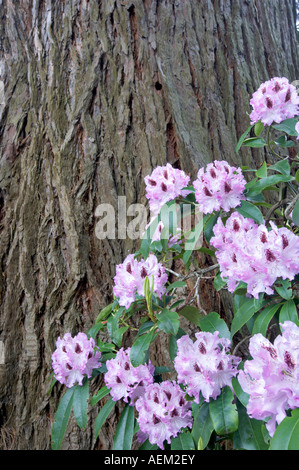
[50,78,299,451]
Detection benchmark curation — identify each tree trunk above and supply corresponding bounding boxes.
[0,0,298,450]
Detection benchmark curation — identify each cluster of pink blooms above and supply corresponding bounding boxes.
[249,77,299,126]
[144,163,191,215]
[174,331,241,403]
[135,381,193,449]
[104,347,154,405]
[193,160,246,214]
[52,332,102,388]
[238,321,299,437]
[210,212,299,298]
[113,253,168,310]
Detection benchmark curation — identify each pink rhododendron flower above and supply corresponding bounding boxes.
[104,347,154,405]
[210,213,299,298]
[193,160,246,214]
[144,163,191,215]
[135,381,193,449]
[113,253,168,309]
[52,332,102,388]
[249,77,299,125]
[174,331,240,403]
[238,321,299,437]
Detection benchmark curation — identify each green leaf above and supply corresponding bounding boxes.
[236,124,254,153]
[178,305,202,327]
[198,311,231,340]
[274,135,294,148]
[274,279,293,300]
[269,408,299,450]
[113,403,135,450]
[231,294,265,338]
[232,376,249,408]
[234,400,269,450]
[255,161,267,178]
[246,174,294,197]
[272,118,299,136]
[168,327,186,362]
[214,272,227,291]
[140,216,160,259]
[235,200,264,224]
[279,300,298,324]
[73,380,89,429]
[156,308,180,336]
[191,402,214,450]
[51,387,75,450]
[209,387,239,435]
[242,137,266,148]
[254,121,264,137]
[171,430,195,450]
[252,302,283,337]
[94,397,115,439]
[130,329,155,367]
[95,303,114,323]
[166,281,187,292]
[90,385,111,407]
[203,212,220,243]
[292,199,299,226]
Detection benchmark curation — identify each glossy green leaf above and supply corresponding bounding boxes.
[269,408,299,450]
[191,402,214,450]
[292,199,299,226]
[113,403,135,450]
[235,200,264,224]
[252,302,283,337]
[130,329,155,367]
[242,137,266,148]
[156,308,180,336]
[279,300,298,324]
[236,124,254,152]
[214,272,227,291]
[209,387,238,435]
[203,212,220,243]
[274,279,293,300]
[254,121,264,137]
[90,385,111,407]
[231,294,266,338]
[246,174,294,197]
[255,161,267,177]
[178,305,202,327]
[94,397,115,439]
[73,380,89,429]
[272,117,298,136]
[51,387,75,450]
[234,400,269,450]
[171,431,195,450]
[198,311,231,340]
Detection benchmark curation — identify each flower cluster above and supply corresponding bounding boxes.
[104,347,154,405]
[238,321,299,437]
[210,212,299,298]
[52,332,102,388]
[193,160,246,214]
[113,253,168,310]
[249,77,299,125]
[135,381,193,449]
[144,163,191,215]
[174,331,240,403]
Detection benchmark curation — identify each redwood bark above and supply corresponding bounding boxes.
[0,0,298,450]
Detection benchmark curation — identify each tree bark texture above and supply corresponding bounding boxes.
[0,0,298,450]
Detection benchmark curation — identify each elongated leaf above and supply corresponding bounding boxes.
[242,137,266,148]
[94,397,115,439]
[51,387,75,450]
[236,124,254,152]
[198,311,230,340]
[183,218,203,264]
[274,279,292,300]
[113,403,135,450]
[235,200,264,225]
[269,408,299,450]
[252,302,283,337]
[234,400,269,450]
[268,159,290,176]
[166,281,188,292]
[279,300,298,324]
[73,380,89,429]
[246,174,294,197]
[209,387,238,435]
[232,376,249,408]
[254,121,264,137]
[231,295,266,338]
[203,212,220,243]
[272,117,298,136]
[90,385,111,407]
[171,430,195,450]
[292,198,299,226]
[130,329,155,367]
[191,402,214,450]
